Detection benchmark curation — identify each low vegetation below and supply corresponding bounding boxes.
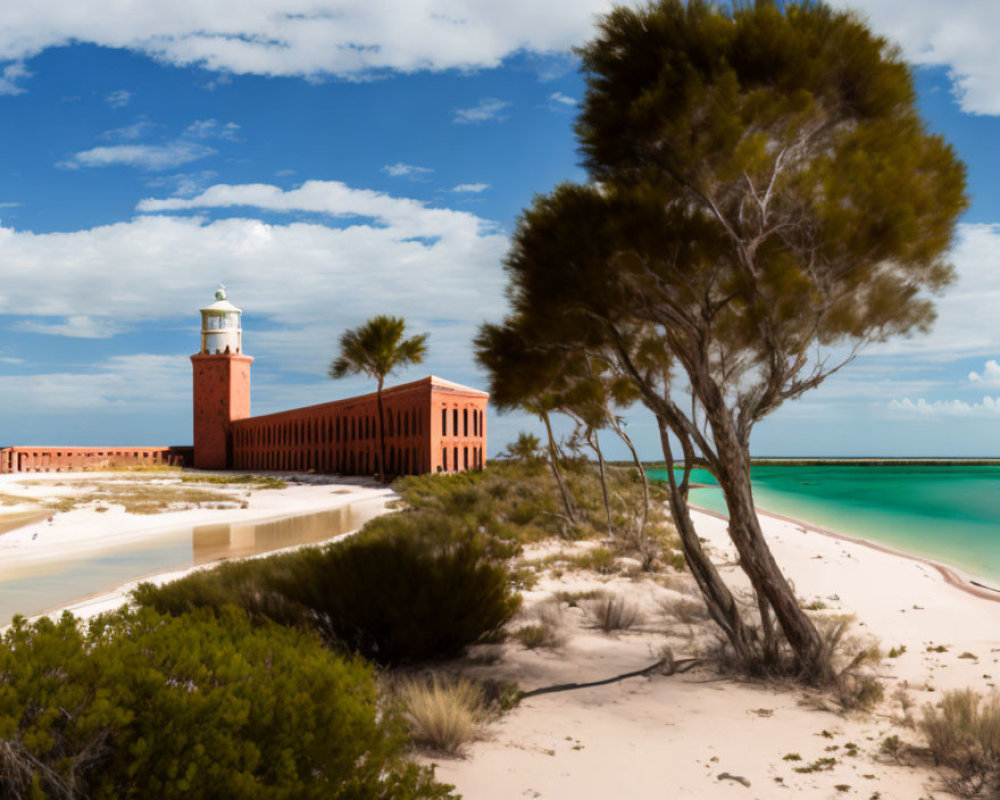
[394,460,680,565]
[136,503,521,665]
[397,675,487,755]
[586,595,643,633]
[179,473,287,489]
[920,689,1000,798]
[0,608,454,799]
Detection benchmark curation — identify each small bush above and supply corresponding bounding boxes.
[399,675,486,755]
[814,614,884,710]
[137,510,521,665]
[888,645,907,658]
[587,595,643,633]
[581,546,618,574]
[514,624,557,649]
[921,689,1000,797]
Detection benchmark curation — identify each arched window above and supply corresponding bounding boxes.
[442,448,447,471]
[463,409,468,436]
[463,447,469,470]
[453,447,459,472]
[404,410,409,438]
[441,408,447,436]
[452,409,458,438]
[387,411,393,436]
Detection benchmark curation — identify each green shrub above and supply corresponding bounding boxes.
[290,513,521,664]
[137,511,521,666]
[0,608,454,799]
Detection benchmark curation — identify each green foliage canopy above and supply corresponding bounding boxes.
[329,315,428,387]
[503,0,967,443]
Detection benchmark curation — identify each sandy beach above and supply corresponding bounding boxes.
[5,471,1000,797]
[430,506,1000,799]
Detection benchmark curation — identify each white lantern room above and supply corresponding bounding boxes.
[199,285,243,355]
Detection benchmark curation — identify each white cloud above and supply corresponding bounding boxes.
[0,179,508,380]
[135,180,498,242]
[454,98,509,124]
[381,162,433,179]
[14,315,128,339]
[0,62,29,94]
[184,118,241,141]
[548,91,576,106]
[830,0,1000,115]
[451,183,489,193]
[56,141,216,171]
[145,170,219,197]
[100,118,158,141]
[104,89,132,108]
[969,359,1000,385]
[0,202,20,208]
[889,396,1000,417]
[0,1,612,82]
[0,355,190,411]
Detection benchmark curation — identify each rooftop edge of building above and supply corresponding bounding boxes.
[234,374,489,425]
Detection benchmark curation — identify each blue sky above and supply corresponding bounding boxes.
[0,1,999,458]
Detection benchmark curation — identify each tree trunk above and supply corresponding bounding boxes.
[376,376,387,483]
[701,399,832,682]
[540,409,577,525]
[655,415,757,668]
[587,428,614,538]
[607,411,648,542]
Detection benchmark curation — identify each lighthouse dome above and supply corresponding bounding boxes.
[199,285,243,354]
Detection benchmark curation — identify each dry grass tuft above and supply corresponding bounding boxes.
[813,614,884,710]
[513,624,559,649]
[660,594,709,626]
[512,599,566,650]
[586,595,643,633]
[398,675,486,756]
[920,689,1000,798]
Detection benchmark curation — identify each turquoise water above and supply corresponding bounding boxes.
[647,465,1000,583]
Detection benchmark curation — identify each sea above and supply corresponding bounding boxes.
[646,464,1000,585]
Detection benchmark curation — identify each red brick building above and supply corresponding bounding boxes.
[0,447,188,474]
[0,288,488,476]
[192,288,488,475]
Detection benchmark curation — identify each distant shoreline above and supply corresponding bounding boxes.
[690,503,1000,605]
[637,458,1000,468]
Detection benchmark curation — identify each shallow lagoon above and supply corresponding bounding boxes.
[0,497,387,625]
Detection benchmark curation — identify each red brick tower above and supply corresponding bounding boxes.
[191,286,253,470]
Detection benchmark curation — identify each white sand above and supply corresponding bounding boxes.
[0,471,395,623]
[431,507,1000,799]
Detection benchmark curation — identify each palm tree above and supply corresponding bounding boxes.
[329,315,428,482]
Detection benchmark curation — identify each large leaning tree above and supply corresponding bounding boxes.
[480,0,966,682]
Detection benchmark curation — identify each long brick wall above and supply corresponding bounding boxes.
[0,446,190,474]
[230,375,487,476]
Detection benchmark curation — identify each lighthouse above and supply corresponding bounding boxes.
[191,286,253,470]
